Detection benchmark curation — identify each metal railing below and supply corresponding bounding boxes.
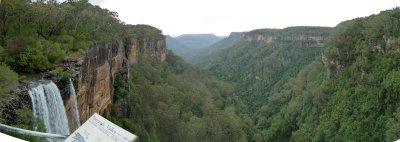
[0,124,68,139]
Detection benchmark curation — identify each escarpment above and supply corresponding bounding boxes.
[64,35,167,131]
[244,26,331,46]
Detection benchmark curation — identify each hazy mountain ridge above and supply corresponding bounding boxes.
[166,33,243,64]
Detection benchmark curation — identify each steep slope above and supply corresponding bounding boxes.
[64,25,167,130]
[312,8,400,141]
[106,52,247,142]
[203,8,400,141]
[187,32,245,64]
[259,8,400,141]
[0,1,248,142]
[166,32,244,64]
[204,26,332,112]
[165,35,193,58]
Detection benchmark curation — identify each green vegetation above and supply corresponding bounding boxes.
[204,27,331,113]
[2,107,47,142]
[167,32,244,64]
[1,0,400,141]
[200,8,400,141]
[0,65,18,122]
[0,0,134,74]
[107,52,247,142]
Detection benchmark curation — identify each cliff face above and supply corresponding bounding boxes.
[244,27,332,46]
[245,34,327,46]
[128,38,167,63]
[64,37,167,131]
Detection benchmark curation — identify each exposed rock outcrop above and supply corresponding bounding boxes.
[127,38,167,63]
[245,34,327,46]
[244,27,331,46]
[372,36,400,53]
[322,53,342,78]
[64,37,167,131]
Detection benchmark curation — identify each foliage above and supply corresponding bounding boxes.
[2,0,400,141]
[0,0,129,73]
[198,9,400,141]
[201,8,400,141]
[0,107,46,142]
[107,53,247,142]
[0,65,18,123]
[204,27,330,113]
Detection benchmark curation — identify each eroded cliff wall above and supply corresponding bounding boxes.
[244,26,332,46]
[65,36,167,131]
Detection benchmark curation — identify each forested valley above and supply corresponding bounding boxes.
[1,0,400,142]
[198,8,400,141]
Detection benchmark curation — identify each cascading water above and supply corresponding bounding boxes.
[69,78,80,128]
[28,81,70,141]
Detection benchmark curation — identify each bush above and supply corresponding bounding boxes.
[0,65,18,123]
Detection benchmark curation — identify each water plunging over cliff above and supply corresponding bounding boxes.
[69,78,80,128]
[28,81,70,140]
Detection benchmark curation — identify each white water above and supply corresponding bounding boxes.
[69,78,80,128]
[28,81,70,141]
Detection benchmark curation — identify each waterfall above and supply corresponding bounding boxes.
[28,81,70,140]
[69,78,80,128]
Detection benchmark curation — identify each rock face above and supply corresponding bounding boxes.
[245,34,327,46]
[322,53,342,78]
[64,37,167,131]
[244,27,331,46]
[128,38,167,63]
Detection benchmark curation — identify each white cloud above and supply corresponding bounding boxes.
[97,0,400,36]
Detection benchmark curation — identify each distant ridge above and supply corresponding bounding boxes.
[174,34,222,49]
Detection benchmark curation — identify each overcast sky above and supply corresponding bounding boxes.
[89,0,400,36]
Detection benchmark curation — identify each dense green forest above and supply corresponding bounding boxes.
[204,27,331,113]
[0,0,156,122]
[0,0,249,141]
[107,52,248,142]
[1,0,400,142]
[201,8,400,141]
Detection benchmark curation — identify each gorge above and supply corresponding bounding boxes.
[1,0,400,142]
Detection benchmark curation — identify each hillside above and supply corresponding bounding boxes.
[165,35,193,59]
[166,34,225,62]
[204,26,332,112]
[0,1,247,142]
[107,52,247,142]
[202,8,400,141]
[1,0,400,142]
[166,32,244,64]
[187,32,245,64]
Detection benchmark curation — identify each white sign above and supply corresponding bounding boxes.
[65,113,137,142]
[0,132,28,142]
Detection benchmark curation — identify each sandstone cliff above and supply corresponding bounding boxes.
[64,35,167,131]
[244,26,331,46]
